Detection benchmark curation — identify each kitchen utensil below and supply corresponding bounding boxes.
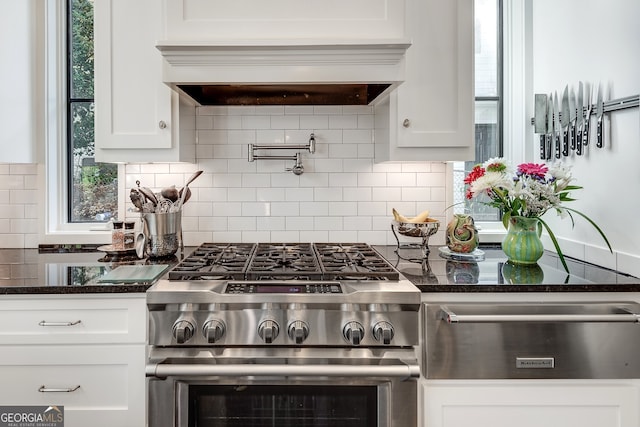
[160,186,179,202]
[174,170,203,211]
[596,84,604,148]
[553,92,562,159]
[545,93,554,160]
[569,86,577,150]
[136,180,158,208]
[130,188,144,211]
[576,82,584,155]
[535,94,548,159]
[583,83,592,147]
[561,86,570,156]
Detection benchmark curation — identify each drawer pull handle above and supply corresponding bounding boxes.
[38,320,82,327]
[39,385,81,393]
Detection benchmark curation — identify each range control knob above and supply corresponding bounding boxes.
[258,319,280,344]
[172,319,195,344]
[202,319,226,344]
[287,320,310,344]
[343,321,365,346]
[372,321,395,345]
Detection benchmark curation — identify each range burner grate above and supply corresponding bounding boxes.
[168,242,399,281]
[168,243,255,280]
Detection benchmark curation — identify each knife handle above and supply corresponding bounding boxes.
[596,117,603,148]
[576,128,583,156]
[539,135,546,159]
[562,130,569,156]
[583,119,590,146]
[569,124,576,150]
[555,132,561,159]
[546,134,553,160]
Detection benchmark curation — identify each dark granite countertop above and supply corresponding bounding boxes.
[373,245,640,292]
[2,245,639,295]
[0,247,187,295]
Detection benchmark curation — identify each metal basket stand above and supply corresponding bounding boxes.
[391,220,440,262]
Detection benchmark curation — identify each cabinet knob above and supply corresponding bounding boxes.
[159,120,167,129]
[402,119,411,128]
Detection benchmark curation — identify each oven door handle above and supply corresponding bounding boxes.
[146,362,420,380]
[439,306,640,324]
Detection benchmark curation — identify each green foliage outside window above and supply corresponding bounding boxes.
[69,0,117,222]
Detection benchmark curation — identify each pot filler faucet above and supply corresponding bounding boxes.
[248,133,316,175]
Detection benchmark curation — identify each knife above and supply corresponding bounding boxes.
[535,94,548,159]
[560,86,570,156]
[596,84,604,148]
[569,86,577,150]
[582,83,592,147]
[576,82,584,155]
[553,91,562,159]
[546,93,554,160]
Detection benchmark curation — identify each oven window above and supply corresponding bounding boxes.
[189,384,378,427]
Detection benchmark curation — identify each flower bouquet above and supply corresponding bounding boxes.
[463,158,611,272]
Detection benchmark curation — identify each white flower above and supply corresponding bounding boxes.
[470,170,512,196]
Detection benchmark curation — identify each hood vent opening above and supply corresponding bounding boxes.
[157,40,411,106]
[178,84,391,106]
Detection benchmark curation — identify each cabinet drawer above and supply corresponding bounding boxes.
[0,295,146,344]
[0,345,145,427]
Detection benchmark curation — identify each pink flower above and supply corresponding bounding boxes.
[518,163,548,179]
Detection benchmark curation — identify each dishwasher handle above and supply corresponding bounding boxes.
[439,306,640,324]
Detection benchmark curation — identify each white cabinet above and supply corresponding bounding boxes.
[163,0,405,40]
[375,0,475,162]
[0,1,38,163]
[0,295,146,427]
[422,380,640,427]
[94,0,196,163]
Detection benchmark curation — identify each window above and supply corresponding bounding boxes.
[67,0,117,223]
[454,0,502,220]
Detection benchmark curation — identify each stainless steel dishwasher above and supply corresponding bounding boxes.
[423,302,640,379]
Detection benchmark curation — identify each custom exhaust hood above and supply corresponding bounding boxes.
[156,40,411,106]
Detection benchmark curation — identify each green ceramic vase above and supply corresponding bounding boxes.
[501,216,544,265]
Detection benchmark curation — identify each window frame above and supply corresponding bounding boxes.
[42,0,120,244]
[476,0,531,242]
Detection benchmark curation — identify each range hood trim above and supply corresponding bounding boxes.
[156,39,411,105]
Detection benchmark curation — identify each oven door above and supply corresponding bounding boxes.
[147,349,419,427]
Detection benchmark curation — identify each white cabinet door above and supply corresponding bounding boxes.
[94,0,196,163]
[0,1,38,163]
[422,380,640,427]
[0,345,145,427]
[375,0,474,162]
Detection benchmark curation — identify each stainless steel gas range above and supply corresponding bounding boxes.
[147,243,420,427]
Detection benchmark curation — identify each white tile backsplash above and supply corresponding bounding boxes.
[0,163,38,248]
[121,105,450,246]
[0,107,449,248]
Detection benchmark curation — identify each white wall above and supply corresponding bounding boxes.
[529,0,640,275]
[122,105,449,246]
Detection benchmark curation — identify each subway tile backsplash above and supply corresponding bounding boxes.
[125,105,449,246]
[0,164,38,249]
[2,106,448,248]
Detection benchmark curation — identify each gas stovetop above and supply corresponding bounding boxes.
[168,242,400,281]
